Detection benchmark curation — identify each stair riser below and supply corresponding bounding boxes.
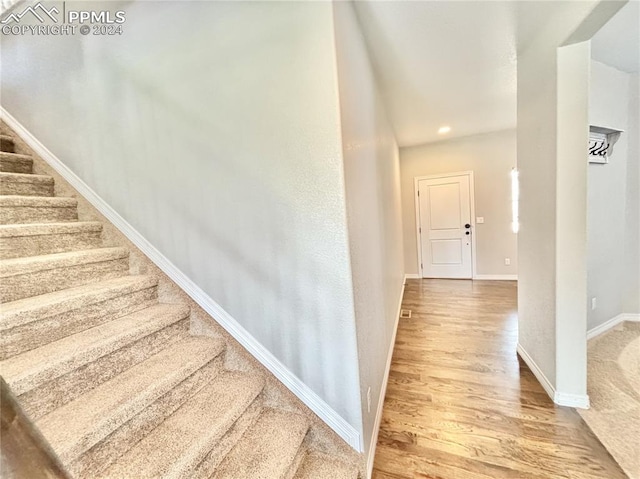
[0,257,129,302]
[0,179,54,197]
[211,409,311,479]
[0,205,77,224]
[19,319,191,420]
[0,231,103,259]
[191,399,264,479]
[1,137,15,153]
[0,286,158,360]
[0,158,32,174]
[68,356,225,477]
[284,443,307,479]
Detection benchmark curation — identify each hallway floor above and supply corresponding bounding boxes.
[372,279,626,479]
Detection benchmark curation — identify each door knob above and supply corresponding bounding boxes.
[465,231,470,235]
[465,223,471,229]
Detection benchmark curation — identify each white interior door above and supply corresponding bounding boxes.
[417,174,473,279]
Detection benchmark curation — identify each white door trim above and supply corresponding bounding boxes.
[414,171,477,279]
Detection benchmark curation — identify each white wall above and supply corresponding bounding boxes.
[517,36,559,388]
[0,1,364,431]
[555,41,590,401]
[516,0,623,403]
[587,60,636,330]
[400,130,518,277]
[624,73,640,315]
[332,2,404,463]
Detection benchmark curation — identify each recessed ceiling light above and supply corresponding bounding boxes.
[438,126,451,135]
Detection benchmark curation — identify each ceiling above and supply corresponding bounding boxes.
[353,1,634,147]
[353,1,519,147]
[591,1,640,73]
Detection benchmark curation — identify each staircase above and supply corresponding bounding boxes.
[0,128,360,479]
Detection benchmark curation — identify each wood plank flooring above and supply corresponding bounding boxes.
[372,279,627,479]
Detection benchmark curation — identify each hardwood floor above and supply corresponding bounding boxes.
[372,279,627,479]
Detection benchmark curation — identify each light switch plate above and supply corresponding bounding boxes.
[476,217,484,224]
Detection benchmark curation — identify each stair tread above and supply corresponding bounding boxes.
[0,303,190,395]
[0,195,76,207]
[36,336,225,463]
[212,408,310,479]
[0,221,103,237]
[294,452,359,479]
[0,152,30,160]
[0,275,158,331]
[0,152,30,170]
[0,246,128,276]
[0,171,53,183]
[104,370,265,479]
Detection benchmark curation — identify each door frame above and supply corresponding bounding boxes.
[414,171,477,279]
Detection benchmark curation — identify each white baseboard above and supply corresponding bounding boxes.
[404,273,518,281]
[516,343,556,400]
[554,391,590,409]
[587,313,640,340]
[473,274,518,281]
[404,273,421,280]
[1,107,363,452]
[517,343,590,410]
[405,273,518,281]
[367,281,405,479]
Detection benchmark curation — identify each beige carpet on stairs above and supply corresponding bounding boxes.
[0,126,361,478]
[579,321,640,479]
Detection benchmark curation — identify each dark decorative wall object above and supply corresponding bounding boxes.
[589,126,623,164]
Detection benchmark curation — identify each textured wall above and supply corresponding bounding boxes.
[0,0,364,431]
[517,38,559,386]
[516,0,629,400]
[624,73,640,315]
[516,0,606,391]
[400,130,518,277]
[587,60,633,330]
[333,2,404,461]
[555,41,590,399]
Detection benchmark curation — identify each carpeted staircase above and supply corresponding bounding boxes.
[0,129,360,479]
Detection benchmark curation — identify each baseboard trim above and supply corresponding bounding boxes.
[587,313,640,340]
[473,274,518,281]
[404,273,421,280]
[404,273,518,281]
[517,343,590,409]
[367,280,404,479]
[516,343,555,401]
[553,391,590,409]
[1,106,363,452]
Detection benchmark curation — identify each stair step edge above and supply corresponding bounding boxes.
[0,247,129,276]
[212,408,310,479]
[0,152,31,160]
[0,275,158,330]
[103,370,266,479]
[0,221,103,238]
[36,336,226,463]
[0,172,54,183]
[293,451,360,479]
[1,303,190,395]
[0,195,76,206]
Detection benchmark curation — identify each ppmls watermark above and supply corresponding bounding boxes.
[1,2,126,36]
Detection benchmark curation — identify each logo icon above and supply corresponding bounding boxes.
[1,2,59,24]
